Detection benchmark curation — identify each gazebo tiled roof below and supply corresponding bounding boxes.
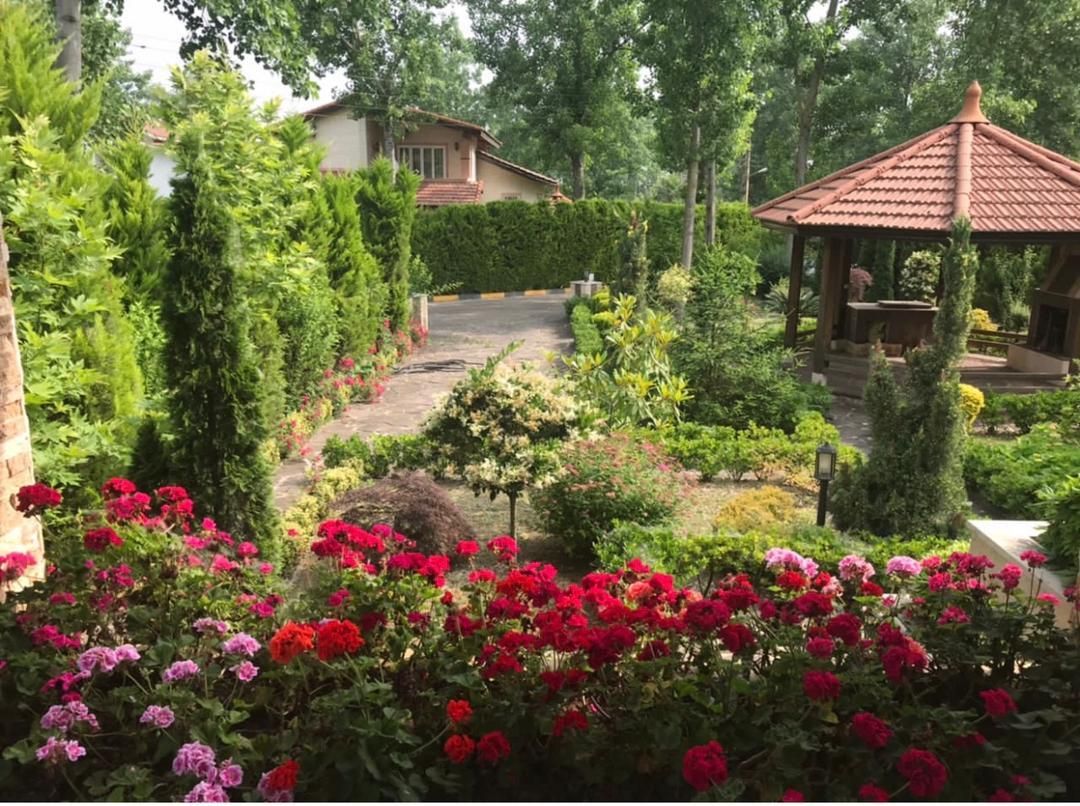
[752,82,1080,238]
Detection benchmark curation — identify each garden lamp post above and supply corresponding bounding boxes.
[815,444,837,527]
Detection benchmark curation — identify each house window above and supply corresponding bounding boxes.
[397,146,446,179]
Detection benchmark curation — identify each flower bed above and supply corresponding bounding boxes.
[273,323,429,462]
[1,481,1079,801]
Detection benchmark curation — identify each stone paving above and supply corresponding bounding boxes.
[272,295,574,510]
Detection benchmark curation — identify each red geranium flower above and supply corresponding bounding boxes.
[1018,549,1047,568]
[979,688,1018,719]
[682,741,728,792]
[781,789,805,802]
[455,540,480,557]
[719,622,755,653]
[101,478,136,499]
[826,613,862,646]
[83,527,123,553]
[850,712,892,749]
[15,483,62,514]
[988,790,1015,802]
[806,637,834,659]
[776,570,808,591]
[476,731,511,764]
[266,759,300,792]
[552,709,589,737]
[444,734,475,764]
[316,619,364,661]
[269,622,316,664]
[447,699,473,725]
[803,670,841,701]
[860,580,884,597]
[858,783,890,802]
[897,748,948,798]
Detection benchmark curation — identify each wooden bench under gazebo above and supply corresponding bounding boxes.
[752,81,1080,396]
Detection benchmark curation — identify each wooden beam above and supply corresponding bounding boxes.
[813,238,843,373]
[784,235,807,348]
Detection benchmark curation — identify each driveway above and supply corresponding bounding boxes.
[272,295,574,509]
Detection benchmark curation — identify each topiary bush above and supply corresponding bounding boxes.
[898,249,941,303]
[712,486,800,534]
[532,433,685,559]
[958,383,985,428]
[567,299,604,355]
[328,471,476,556]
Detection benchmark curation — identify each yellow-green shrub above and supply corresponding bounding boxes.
[969,308,997,331]
[712,485,799,533]
[959,383,985,428]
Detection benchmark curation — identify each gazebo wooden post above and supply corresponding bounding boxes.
[812,237,841,373]
[783,234,807,348]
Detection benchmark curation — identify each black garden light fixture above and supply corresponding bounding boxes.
[814,443,837,527]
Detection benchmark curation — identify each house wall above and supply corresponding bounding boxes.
[312,109,369,172]
[397,124,476,180]
[478,159,553,202]
[148,150,175,197]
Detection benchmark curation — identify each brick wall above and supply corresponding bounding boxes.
[0,214,44,583]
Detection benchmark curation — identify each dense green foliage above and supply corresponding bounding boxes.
[321,433,432,478]
[1039,475,1080,569]
[675,244,827,431]
[0,1,143,492]
[412,199,761,293]
[979,390,1080,434]
[965,427,1079,520]
[833,220,978,536]
[161,137,277,551]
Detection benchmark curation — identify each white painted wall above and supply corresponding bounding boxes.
[312,110,369,172]
[148,150,175,197]
[478,159,553,202]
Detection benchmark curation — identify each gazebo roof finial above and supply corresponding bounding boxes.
[951,81,989,124]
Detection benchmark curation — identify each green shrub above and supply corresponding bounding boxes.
[322,433,432,477]
[965,426,1079,518]
[1038,475,1080,568]
[564,294,690,427]
[567,299,604,355]
[532,432,683,558]
[978,390,1080,434]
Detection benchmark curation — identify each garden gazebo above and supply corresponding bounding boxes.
[752,81,1080,385]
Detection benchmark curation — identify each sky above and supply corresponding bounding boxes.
[120,0,475,115]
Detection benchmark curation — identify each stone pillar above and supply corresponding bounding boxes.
[0,214,44,584]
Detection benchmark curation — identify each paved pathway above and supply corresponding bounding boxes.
[272,295,574,509]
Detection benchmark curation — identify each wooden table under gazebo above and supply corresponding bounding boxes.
[752,82,1080,396]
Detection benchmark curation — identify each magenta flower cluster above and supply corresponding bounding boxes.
[162,660,200,683]
[40,701,99,733]
[173,742,243,802]
[35,736,86,764]
[221,633,260,657]
[139,705,176,729]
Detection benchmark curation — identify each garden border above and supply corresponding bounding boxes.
[431,288,569,303]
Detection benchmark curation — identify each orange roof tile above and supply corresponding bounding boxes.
[752,82,1080,238]
[416,180,484,207]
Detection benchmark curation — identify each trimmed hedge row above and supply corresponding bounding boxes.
[568,299,604,355]
[411,199,762,293]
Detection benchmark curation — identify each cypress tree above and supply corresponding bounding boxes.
[832,219,978,536]
[162,138,277,549]
[324,174,386,355]
[355,159,419,332]
[613,211,649,301]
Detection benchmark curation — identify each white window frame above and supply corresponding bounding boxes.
[397,145,447,179]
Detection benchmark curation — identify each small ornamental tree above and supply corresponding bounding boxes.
[832,219,978,536]
[423,344,580,535]
[162,136,277,550]
[899,249,941,303]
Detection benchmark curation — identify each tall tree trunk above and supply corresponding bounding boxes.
[793,0,840,187]
[54,0,81,83]
[681,125,701,270]
[743,141,753,203]
[704,159,716,247]
[382,125,397,175]
[570,153,586,200]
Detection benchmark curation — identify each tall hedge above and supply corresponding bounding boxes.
[412,199,761,293]
[162,139,276,548]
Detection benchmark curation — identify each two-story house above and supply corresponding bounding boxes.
[304,102,567,206]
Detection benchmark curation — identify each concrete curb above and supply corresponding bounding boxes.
[431,288,569,303]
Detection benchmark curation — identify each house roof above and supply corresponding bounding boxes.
[416,180,485,207]
[143,123,168,144]
[477,151,560,187]
[752,82,1080,240]
[302,100,501,149]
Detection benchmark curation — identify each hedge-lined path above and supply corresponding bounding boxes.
[272,295,574,510]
